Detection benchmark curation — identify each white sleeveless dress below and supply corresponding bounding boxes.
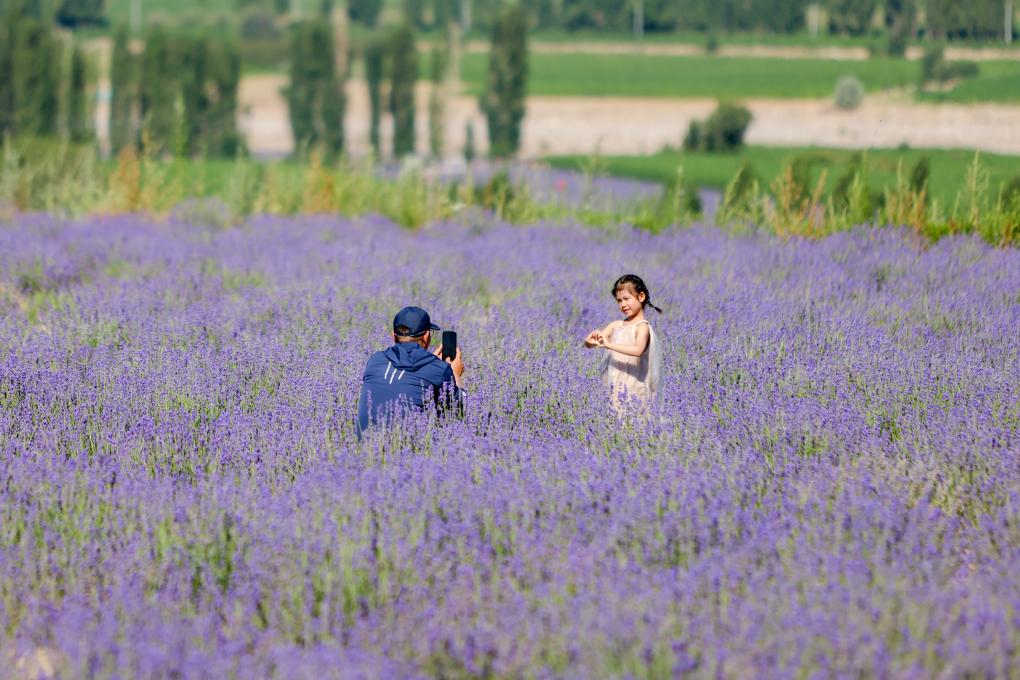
[602,319,662,411]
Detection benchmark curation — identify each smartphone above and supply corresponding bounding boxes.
[441,330,457,361]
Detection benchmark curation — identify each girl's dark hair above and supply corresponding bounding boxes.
[612,274,662,313]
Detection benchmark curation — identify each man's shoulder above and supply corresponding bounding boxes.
[417,354,453,383]
[362,350,390,376]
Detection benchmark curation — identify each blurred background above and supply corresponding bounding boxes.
[1,0,1018,219]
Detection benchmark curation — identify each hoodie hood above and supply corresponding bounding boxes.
[383,342,439,371]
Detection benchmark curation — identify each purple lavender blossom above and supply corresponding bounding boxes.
[0,215,1018,677]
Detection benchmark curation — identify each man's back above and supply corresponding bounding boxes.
[357,341,457,434]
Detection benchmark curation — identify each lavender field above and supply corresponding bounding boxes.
[1,213,1019,678]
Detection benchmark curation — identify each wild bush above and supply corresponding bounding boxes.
[683,102,752,153]
[833,76,865,111]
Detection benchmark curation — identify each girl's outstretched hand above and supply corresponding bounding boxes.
[584,330,605,348]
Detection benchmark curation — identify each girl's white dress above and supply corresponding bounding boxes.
[602,320,663,410]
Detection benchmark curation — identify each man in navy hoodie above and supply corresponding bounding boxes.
[357,306,464,436]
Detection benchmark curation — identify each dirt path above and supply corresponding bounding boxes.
[238,75,1020,159]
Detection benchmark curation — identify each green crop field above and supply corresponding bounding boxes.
[547,146,1020,207]
[461,53,920,98]
[920,61,1020,103]
[106,0,237,24]
[524,30,877,49]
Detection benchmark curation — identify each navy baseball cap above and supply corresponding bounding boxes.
[393,306,440,337]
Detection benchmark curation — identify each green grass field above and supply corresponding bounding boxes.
[547,146,1020,207]
[919,61,1020,103]
[461,52,1020,101]
[523,30,877,48]
[461,53,921,98]
[106,0,237,24]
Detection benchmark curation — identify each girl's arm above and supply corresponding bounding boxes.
[602,323,650,357]
[584,321,620,349]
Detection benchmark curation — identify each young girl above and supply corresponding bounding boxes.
[584,274,663,411]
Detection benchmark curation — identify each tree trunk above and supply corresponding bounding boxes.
[1007,0,1015,45]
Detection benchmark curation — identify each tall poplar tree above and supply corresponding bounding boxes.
[0,6,14,135]
[67,43,89,141]
[139,26,178,153]
[109,23,134,151]
[364,35,385,155]
[482,4,527,158]
[13,15,60,136]
[388,22,417,157]
[287,19,346,158]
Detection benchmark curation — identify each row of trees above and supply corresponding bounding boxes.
[5,0,530,160]
[0,5,91,141]
[289,4,528,160]
[0,0,106,27]
[5,0,1015,40]
[109,26,243,156]
[350,0,1016,41]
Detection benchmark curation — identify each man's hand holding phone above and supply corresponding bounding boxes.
[433,331,464,387]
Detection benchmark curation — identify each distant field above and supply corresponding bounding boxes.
[547,146,1020,207]
[461,53,920,98]
[106,0,236,24]
[524,30,876,48]
[920,61,1020,103]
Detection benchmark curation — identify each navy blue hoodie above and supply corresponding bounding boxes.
[356,341,461,435]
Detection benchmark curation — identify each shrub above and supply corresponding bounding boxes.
[921,45,980,85]
[936,60,979,82]
[920,45,945,84]
[682,120,702,152]
[702,102,752,152]
[683,103,752,153]
[834,76,865,111]
[885,30,907,58]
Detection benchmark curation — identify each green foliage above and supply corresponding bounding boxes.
[683,101,752,153]
[909,156,930,195]
[549,145,1020,224]
[827,0,879,36]
[883,0,914,56]
[109,24,134,152]
[180,36,243,157]
[920,44,980,86]
[388,22,418,158]
[926,0,1004,40]
[482,4,529,159]
[536,0,807,35]
[136,28,243,158]
[833,75,865,110]
[238,11,287,70]
[347,0,382,27]
[67,44,89,142]
[682,120,702,152]
[4,14,60,137]
[287,20,346,159]
[364,35,385,156]
[428,45,446,159]
[716,161,759,225]
[55,0,105,27]
[919,44,944,83]
[2,139,1020,247]
[0,8,15,135]
[463,121,475,163]
[139,27,178,154]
